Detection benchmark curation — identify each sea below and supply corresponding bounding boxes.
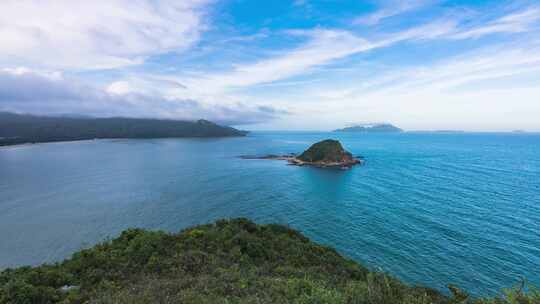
[0,131,539,297]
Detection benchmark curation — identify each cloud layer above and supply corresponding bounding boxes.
[0,69,285,125]
[0,0,210,69]
[172,5,540,97]
[0,1,539,130]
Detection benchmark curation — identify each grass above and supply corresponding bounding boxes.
[1,218,538,303]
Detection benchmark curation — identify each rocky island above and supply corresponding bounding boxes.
[242,139,362,169]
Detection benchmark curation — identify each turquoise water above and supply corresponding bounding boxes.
[0,132,539,296]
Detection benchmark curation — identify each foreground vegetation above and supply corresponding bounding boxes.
[1,218,538,303]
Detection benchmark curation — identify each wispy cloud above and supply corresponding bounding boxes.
[353,0,431,26]
[0,0,211,70]
[183,29,372,91]
[345,41,540,95]
[282,40,540,130]
[177,6,538,95]
[450,6,540,39]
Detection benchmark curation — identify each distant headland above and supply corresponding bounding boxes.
[0,112,247,146]
[241,139,362,169]
[334,123,403,133]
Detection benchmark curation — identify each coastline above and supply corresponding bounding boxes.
[0,134,249,148]
[240,154,364,168]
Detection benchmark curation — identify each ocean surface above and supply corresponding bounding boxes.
[0,132,539,296]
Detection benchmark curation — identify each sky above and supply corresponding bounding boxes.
[1,0,539,131]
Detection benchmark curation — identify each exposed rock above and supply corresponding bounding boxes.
[59,285,80,293]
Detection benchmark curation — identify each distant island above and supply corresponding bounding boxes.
[433,130,466,133]
[0,218,534,303]
[334,123,403,133]
[242,139,362,169]
[0,112,247,146]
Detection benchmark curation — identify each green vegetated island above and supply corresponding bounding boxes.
[241,139,363,169]
[334,123,403,133]
[0,219,537,303]
[0,112,247,146]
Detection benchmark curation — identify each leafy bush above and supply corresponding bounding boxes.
[0,218,537,303]
[297,139,351,162]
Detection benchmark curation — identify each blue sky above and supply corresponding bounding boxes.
[1,0,539,131]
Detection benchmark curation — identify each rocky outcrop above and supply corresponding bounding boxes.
[241,139,362,169]
[291,139,361,168]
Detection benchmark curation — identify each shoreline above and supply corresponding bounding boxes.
[240,154,364,169]
[0,134,249,148]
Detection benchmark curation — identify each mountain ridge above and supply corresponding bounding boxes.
[0,112,247,146]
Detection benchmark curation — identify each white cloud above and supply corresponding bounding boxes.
[376,19,458,44]
[278,41,540,131]
[353,0,431,26]
[173,10,526,96]
[373,43,540,94]
[106,81,132,95]
[137,6,538,122]
[0,0,210,70]
[1,67,63,80]
[303,40,540,100]
[189,30,372,91]
[450,6,540,39]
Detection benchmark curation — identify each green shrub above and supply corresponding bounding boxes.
[1,218,537,304]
